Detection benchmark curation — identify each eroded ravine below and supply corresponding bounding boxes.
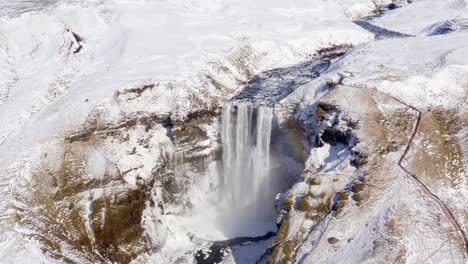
[191,58,335,264]
[5,1,468,263]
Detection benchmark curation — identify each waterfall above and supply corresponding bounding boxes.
[221,102,273,215]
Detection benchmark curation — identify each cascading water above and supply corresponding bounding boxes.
[221,102,274,219]
[154,59,324,262]
[164,102,278,242]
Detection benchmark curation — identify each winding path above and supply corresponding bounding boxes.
[275,83,468,263]
[348,84,468,258]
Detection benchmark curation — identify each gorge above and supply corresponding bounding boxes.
[1,1,467,264]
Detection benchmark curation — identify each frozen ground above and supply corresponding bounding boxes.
[0,0,467,263]
[0,0,380,262]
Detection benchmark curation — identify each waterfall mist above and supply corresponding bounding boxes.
[172,101,300,240]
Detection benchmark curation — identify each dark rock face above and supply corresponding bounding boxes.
[314,101,358,147]
[172,108,222,174]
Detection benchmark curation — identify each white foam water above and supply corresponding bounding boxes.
[160,102,277,243]
[221,102,274,219]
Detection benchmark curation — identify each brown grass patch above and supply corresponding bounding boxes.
[16,126,150,263]
[412,110,465,187]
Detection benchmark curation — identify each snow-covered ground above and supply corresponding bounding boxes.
[0,0,467,263]
[0,0,380,262]
[0,0,375,150]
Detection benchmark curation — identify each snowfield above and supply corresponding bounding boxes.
[0,0,467,263]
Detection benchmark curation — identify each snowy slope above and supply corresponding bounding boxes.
[1,0,467,263]
[0,0,375,150]
[0,0,383,262]
[263,1,468,263]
